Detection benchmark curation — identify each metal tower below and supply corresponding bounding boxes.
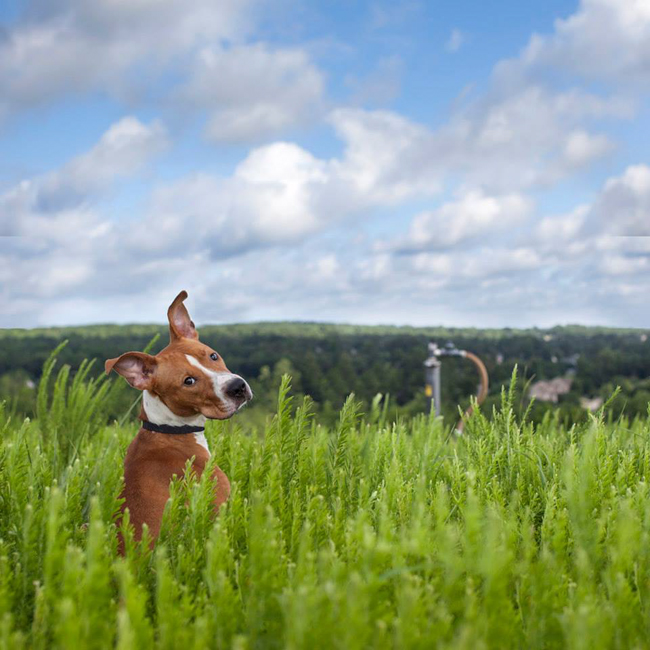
[424,341,489,434]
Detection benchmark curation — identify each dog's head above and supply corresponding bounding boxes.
[105,291,252,420]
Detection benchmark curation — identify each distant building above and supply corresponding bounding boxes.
[580,396,603,412]
[529,376,573,403]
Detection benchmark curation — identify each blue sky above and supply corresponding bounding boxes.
[1,0,649,328]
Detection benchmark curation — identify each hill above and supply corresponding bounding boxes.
[1,322,649,425]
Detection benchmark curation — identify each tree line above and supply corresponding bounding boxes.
[1,322,649,427]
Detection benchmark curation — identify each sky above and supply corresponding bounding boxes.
[0,0,649,329]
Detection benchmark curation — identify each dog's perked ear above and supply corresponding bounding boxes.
[105,352,157,390]
[167,290,199,342]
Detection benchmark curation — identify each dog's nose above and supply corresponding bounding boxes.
[225,377,248,400]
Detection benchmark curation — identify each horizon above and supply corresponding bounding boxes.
[1,0,649,329]
[2,317,648,336]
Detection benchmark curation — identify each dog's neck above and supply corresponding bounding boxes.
[142,390,207,427]
[141,391,210,454]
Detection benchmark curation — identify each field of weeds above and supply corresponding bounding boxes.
[1,349,650,649]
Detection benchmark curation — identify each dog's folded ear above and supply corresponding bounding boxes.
[167,290,199,341]
[105,352,157,390]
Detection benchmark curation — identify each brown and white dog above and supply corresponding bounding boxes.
[105,290,252,549]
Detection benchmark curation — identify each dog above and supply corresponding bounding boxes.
[105,290,252,550]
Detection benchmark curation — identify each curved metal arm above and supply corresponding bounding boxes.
[455,351,489,435]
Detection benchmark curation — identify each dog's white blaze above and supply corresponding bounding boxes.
[143,390,206,427]
[193,432,210,454]
[184,354,241,401]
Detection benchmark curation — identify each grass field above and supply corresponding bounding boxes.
[1,352,650,649]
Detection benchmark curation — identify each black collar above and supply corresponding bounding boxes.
[141,420,205,435]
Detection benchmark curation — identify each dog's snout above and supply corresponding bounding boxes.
[225,377,247,400]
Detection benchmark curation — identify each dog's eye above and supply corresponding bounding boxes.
[184,377,196,386]
[210,353,218,361]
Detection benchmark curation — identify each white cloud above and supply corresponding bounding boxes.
[232,143,329,240]
[0,116,171,318]
[46,117,168,198]
[0,0,253,114]
[591,164,650,235]
[0,1,324,142]
[562,130,614,168]
[133,142,330,256]
[0,117,167,237]
[527,165,650,305]
[360,160,650,328]
[329,108,442,202]
[413,245,542,277]
[526,164,650,251]
[321,90,633,205]
[535,205,589,243]
[133,109,449,257]
[5,108,445,304]
[445,29,466,53]
[515,0,650,85]
[181,44,324,143]
[126,95,619,262]
[599,254,649,276]
[392,189,532,251]
[438,86,632,190]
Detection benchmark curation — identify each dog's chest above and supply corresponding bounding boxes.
[193,432,210,455]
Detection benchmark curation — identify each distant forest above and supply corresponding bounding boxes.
[1,322,649,428]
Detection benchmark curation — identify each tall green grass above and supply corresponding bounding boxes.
[0,361,649,648]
